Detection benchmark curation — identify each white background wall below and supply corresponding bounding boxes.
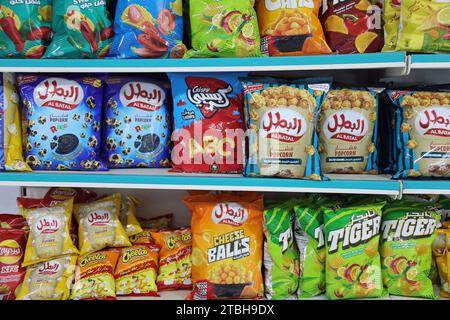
[0,187,21,214]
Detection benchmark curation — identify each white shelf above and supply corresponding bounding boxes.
[409,54,450,70]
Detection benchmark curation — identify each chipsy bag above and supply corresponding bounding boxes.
[119,196,143,237]
[44,0,114,58]
[241,78,328,179]
[109,0,185,58]
[16,255,77,300]
[184,192,264,300]
[381,199,440,299]
[257,0,331,56]
[382,0,401,51]
[0,214,27,229]
[0,1,52,58]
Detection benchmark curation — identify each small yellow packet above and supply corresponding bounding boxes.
[16,255,77,300]
[434,229,450,298]
[74,193,131,256]
[120,196,143,237]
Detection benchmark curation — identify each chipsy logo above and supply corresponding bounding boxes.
[324,110,368,142]
[34,78,83,110]
[415,107,450,137]
[0,241,22,259]
[37,260,61,275]
[87,211,111,226]
[212,203,248,226]
[265,0,314,11]
[120,82,165,112]
[35,217,60,234]
[261,108,307,143]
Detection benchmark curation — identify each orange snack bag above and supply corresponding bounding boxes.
[184,192,264,300]
[256,0,331,56]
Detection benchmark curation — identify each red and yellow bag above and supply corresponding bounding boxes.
[184,192,264,300]
[0,214,27,230]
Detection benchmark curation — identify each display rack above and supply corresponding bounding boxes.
[409,54,450,70]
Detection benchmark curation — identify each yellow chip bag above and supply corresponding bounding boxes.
[18,197,79,267]
[119,196,143,237]
[184,192,264,300]
[130,228,155,245]
[71,249,119,300]
[115,245,160,297]
[433,229,450,298]
[74,193,131,256]
[16,255,77,300]
[382,0,401,51]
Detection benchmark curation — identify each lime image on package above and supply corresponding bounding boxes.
[242,78,328,180]
[382,0,402,52]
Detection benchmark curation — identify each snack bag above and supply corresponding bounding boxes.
[396,0,450,53]
[102,77,171,168]
[44,0,114,58]
[263,199,300,300]
[257,0,331,56]
[151,227,192,290]
[321,0,384,54]
[319,87,381,174]
[18,74,106,171]
[241,78,328,179]
[439,195,450,228]
[109,0,185,58]
[71,249,120,300]
[184,192,264,300]
[186,0,261,58]
[382,0,402,51]
[73,193,131,256]
[168,73,246,173]
[0,214,27,229]
[115,244,160,296]
[130,228,155,244]
[18,197,79,267]
[0,73,30,172]
[138,213,173,229]
[433,229,449,298]
[381,199,440,299]
[16,255,77,300]
[0,228,27,300]
[119,196,143,237]
[323,201,385,300]
[0,1,52,58]
[387,89,450,178]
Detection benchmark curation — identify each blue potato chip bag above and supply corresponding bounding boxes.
[102,77,171,168]
[17,74,106,171]
[109,0,185,59]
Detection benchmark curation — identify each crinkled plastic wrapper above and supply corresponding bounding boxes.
[432,229,450,298]
[138,213,173,229]
[119,196,143,237]
[382,0,401,52]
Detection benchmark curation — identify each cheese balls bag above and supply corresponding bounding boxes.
[184,192,264,300]
[119,196,143,237]
[16,255,77,300]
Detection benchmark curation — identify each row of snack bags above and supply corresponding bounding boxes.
[264,194,450,300]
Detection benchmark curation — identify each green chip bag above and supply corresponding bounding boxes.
[382,0,401,52]
[44,0,114,58]
[380,199,440,299]
[0,0,52,58]
[263,199,300,300]
[439,195,450,227]
[185,0,261,57]
[323,201,386,300]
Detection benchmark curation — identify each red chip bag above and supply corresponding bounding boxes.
[0,228,28,300]
[43,187,98,204]
[0,214,28,230]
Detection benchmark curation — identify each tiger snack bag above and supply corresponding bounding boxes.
[71,249,120,300]
[119,197,143,237]
[73,193,131,256]
[16,255,77,300]
[381,199,440,299]
[18,197,79,267]
[257,0,331,56]
[115,244,160,297]
[184,192,264,300]
[151,227,192,290]
[382,0,401,51]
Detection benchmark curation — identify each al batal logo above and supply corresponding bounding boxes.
[260,108,307,142]
[120,81,165,111]
[212,202,248,226]
[87,211,111,226]
[415,107,450,137]
[34,77,83,110]
[35,216,60,234]
[37,260,61,275]
[323,110,368,142]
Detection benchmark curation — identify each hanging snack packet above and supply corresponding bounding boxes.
[184,192,264,300]
[0,228,27,300]
[0,214,27,230]
[102,77,171,168]
[109,0,185,58]
[0,73,30,172]
[439,195,450,227]
[71,249,120,300]
[382,0,401,51]
[73,193,131,256]
[151,227,192,290]
[387,89,450,178]
[381,199,440,299]
[257,0,330,56]
[16,255,77,300]
[138,213,173,229]
[115,244,160,297]
[18,197,79,267]
[319,87,381,174]
[0,1,52,58]
[119,196,143,237]
[185,0,261,58]
[396,0,450,53]
[263,199,300,300]
[168,72,246,173]
[44,0,113,58]
[433,229,450,298]
[18,74,106,171]
[241,78,328,179]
